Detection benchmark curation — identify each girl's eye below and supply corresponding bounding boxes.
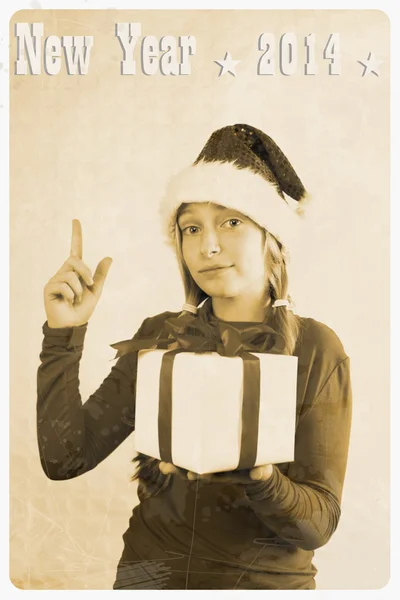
[223,218,242,228]
[182,225,200,235]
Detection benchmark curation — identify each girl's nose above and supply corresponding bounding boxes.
[200,230,221,258]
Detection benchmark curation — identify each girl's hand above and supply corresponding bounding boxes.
[44,219,113,329]
[159,462,273,485]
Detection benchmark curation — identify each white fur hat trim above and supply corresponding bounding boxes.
[159,160,309,250]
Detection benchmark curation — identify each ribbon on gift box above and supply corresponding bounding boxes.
[111,310,285,358]
[110,311,286,470]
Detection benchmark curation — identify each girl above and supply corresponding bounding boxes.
[37,123,352,590]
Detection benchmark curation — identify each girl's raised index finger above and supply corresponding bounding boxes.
[70,219,83,259]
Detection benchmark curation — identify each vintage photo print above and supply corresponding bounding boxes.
[7,3,391,594]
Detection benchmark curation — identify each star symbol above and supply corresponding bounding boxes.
[214,51,240,77]
[357,52,383,77]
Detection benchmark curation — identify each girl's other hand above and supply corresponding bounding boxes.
[159,461,273,484]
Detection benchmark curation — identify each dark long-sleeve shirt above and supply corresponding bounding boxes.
[36,299,352,590]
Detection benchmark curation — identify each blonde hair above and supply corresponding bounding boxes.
[174,210,303,356]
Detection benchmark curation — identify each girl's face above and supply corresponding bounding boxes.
[177,202,268,300]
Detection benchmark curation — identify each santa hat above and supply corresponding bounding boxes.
[159,123,310,251]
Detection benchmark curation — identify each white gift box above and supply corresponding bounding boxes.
[134,349,298,475]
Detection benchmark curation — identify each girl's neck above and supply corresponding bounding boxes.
[211,294,271,323]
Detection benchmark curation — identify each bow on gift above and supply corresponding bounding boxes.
[110,310,285,359]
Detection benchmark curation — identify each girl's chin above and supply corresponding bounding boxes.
[201,284,238,298]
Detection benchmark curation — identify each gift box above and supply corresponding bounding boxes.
[133,348,298,475]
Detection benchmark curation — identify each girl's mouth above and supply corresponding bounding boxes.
[200,265,234,274]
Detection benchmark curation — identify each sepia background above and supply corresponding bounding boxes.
[9,9,390,590]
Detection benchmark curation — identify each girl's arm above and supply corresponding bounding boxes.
[244,357,352,551]
[36,319,149,480]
